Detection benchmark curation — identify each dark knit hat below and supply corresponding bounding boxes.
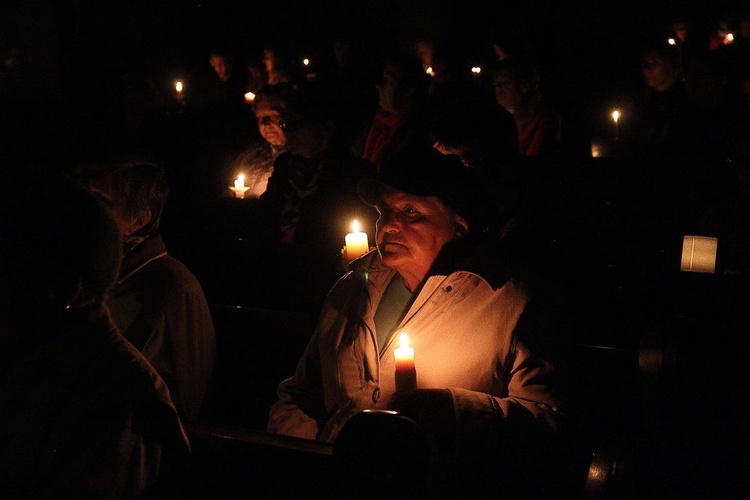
[358,147,496,233]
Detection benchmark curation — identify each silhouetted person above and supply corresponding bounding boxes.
[351,51,433,170]
[492,57,561,157]
[77,157,216,423]
[0,170,188,498]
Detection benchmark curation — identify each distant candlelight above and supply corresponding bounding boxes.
[244,91,256,103]
[425,66,435,77]
[175,80,183,93]
[303,58,310,67]
[724,33,735,44]
[611,109,621,140]
[344,220,369,262]
[394,333,416,392]
[230,174,250,199]
[667,38,677,46]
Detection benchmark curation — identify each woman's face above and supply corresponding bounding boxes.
[642,53,678,92]
[493,75,526,114]
[255,101,287,147]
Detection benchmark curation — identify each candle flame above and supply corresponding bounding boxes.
[352,219,361,233]
[244,91,256,103]
[667,38,676,46]
[611,109,621,123]
[234,174,245,189]
[399,332,409,349]
[175,80,183,93]
[303,58,310,66]
[724,33,735,44]
[471,66,482,74]
[426,66,435,76]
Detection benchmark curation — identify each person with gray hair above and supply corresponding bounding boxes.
[0,171,189,498]
[77,155,216,423]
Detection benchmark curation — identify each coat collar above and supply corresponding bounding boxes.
[349,237,517,292]
[117,234,168,285]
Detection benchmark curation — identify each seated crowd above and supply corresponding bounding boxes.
[3,12,750,498]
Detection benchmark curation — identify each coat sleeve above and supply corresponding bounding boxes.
[267,327,328,440]
[449,288,572,459]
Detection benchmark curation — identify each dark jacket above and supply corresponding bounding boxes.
[0,304,189,499]
[107,233,216,422]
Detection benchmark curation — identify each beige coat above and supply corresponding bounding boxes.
[268,243,566,452]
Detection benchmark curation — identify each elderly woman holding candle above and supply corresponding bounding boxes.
[268,146,576,495]
[227,83,295,198]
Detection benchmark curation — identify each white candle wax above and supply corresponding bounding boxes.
[344,219,369,262]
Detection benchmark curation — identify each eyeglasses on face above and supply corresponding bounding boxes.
[257,115,286,129]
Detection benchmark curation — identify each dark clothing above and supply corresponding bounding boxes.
[513,93,562,157]
[258,151,377,249]
[0,305,189,499]
[107,233,216,423]
[352,105,433,171]
[246,151,377,312]
[625,81,700,161]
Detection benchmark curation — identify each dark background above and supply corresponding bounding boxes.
[2,0,747,133]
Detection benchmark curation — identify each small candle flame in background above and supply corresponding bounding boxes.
[667,38,677,46]
[425,66,435,77]
[471,66,482,75]
[175,80,184,93]
[302,58,310,67]
[724,32,735,45]
[244,91,256,103]
[234,174,245,189]
[611,109,621,140]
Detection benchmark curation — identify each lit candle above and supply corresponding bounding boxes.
[230,174,250,199]
[667,37,677,46]
[425,66,435,77]
[175,80,184,101]
[611,109,621,140]
[344,219,369,262]
[302,58,310,67]
[724,33,735,45]
[394,333,416,392]
[244,91,256,103]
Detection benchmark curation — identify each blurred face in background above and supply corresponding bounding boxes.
[209,53,232,82]
[493,74,526,114]
[641,51,680,92]
[255,100,287,148]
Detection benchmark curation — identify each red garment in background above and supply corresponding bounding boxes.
[361,109,406,169]
[514,94,561,157]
